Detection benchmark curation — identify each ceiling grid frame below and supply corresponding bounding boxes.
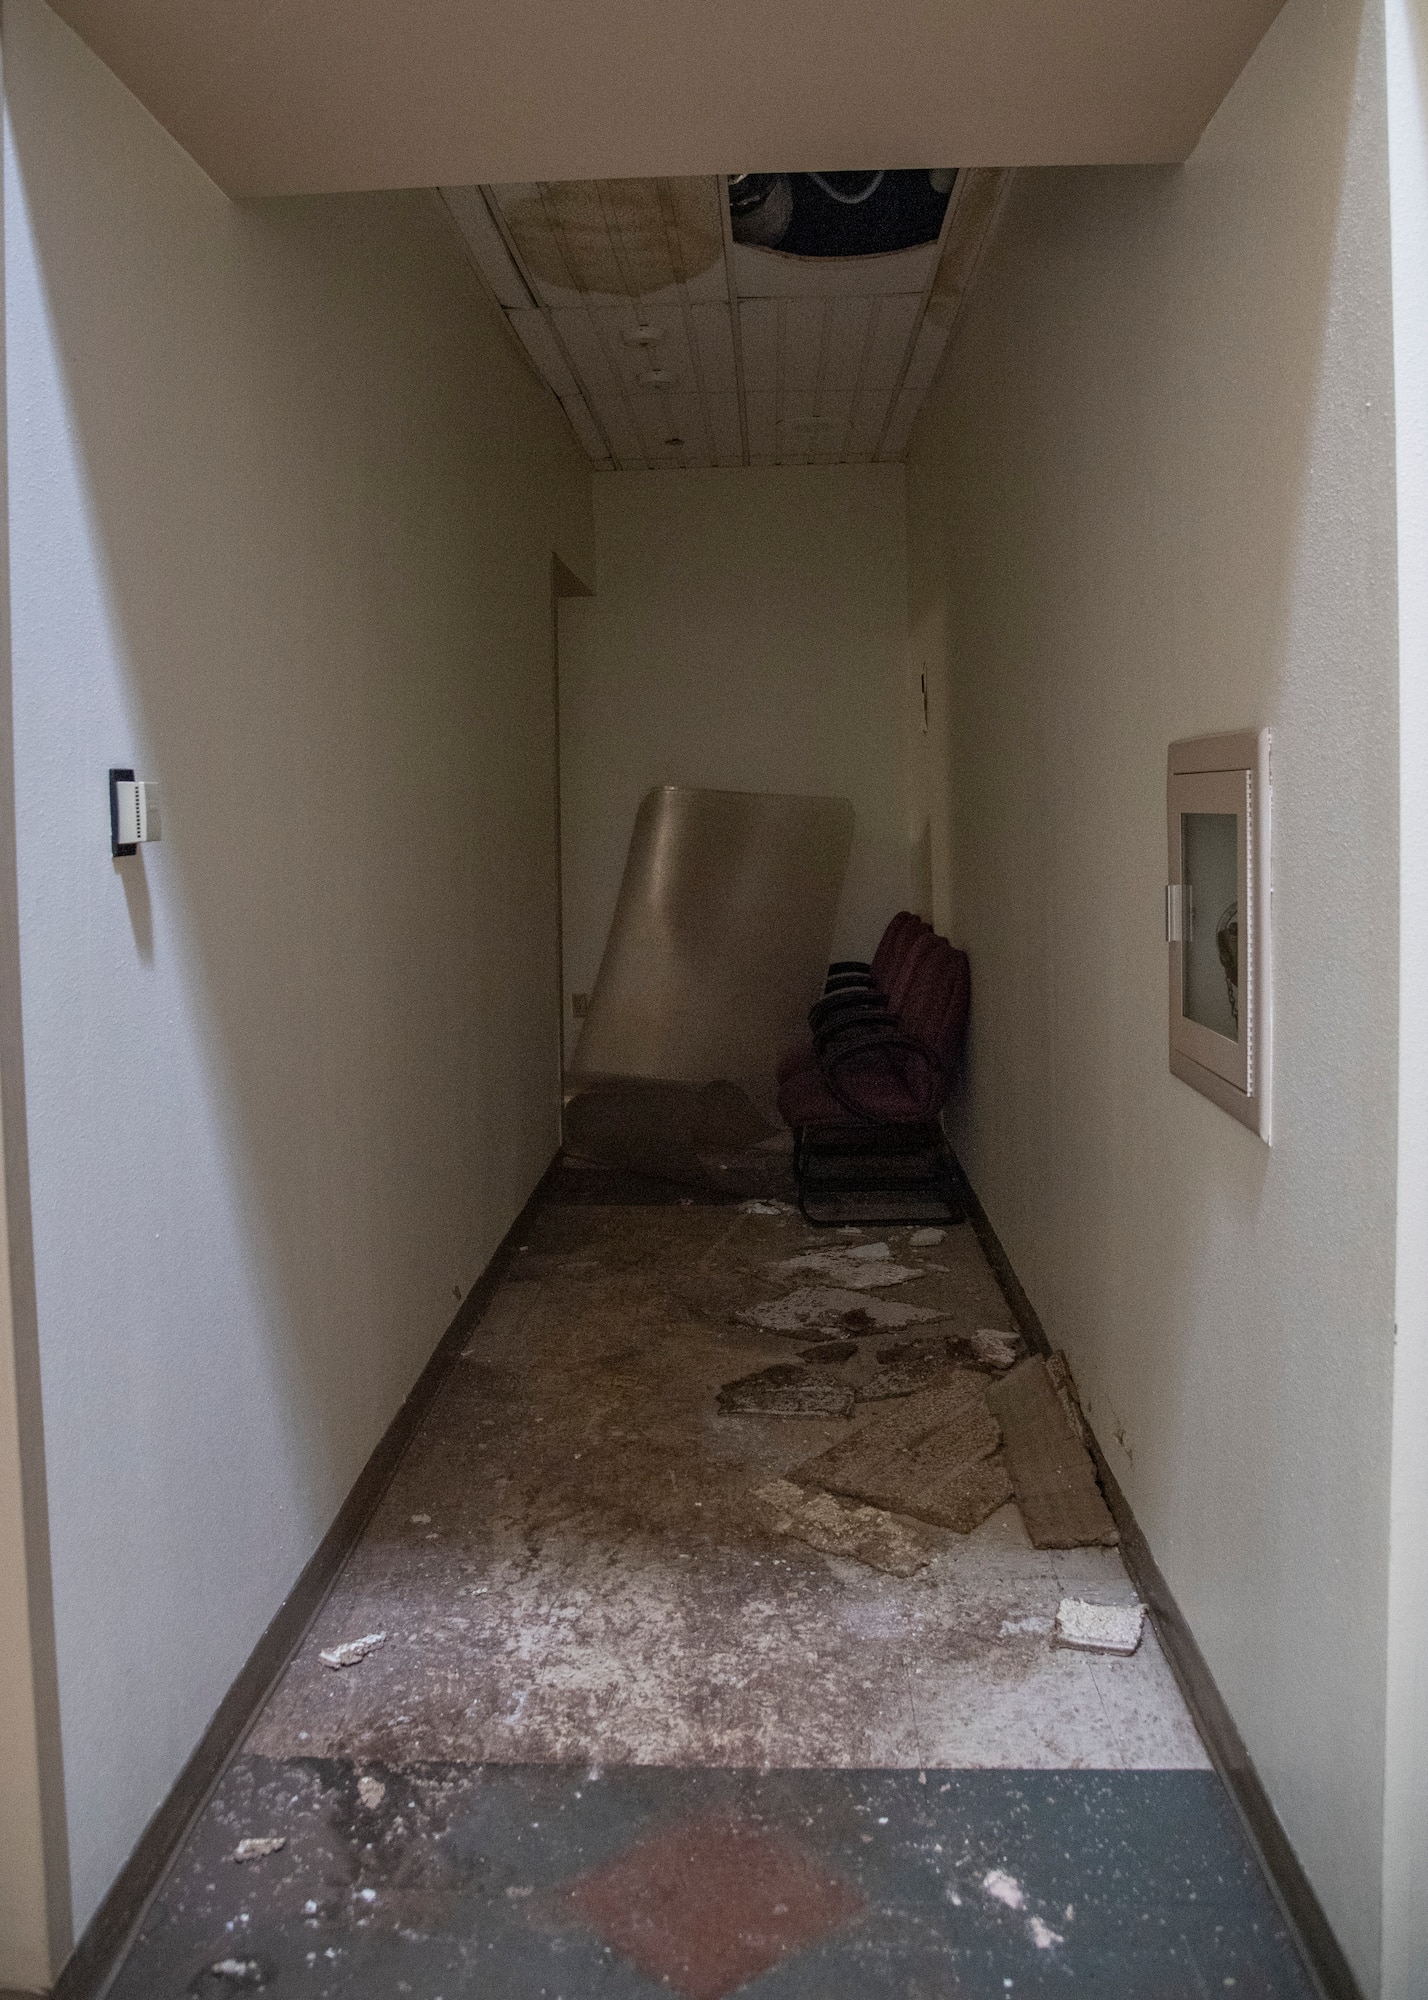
[446,170,1014,472]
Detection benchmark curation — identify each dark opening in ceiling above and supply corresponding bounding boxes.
[728,169,954,258]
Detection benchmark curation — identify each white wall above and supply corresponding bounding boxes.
[1384,3,1428,1992]
[558,465,913,1026]
[3,0,591,1946]
[908,0,1398,1987]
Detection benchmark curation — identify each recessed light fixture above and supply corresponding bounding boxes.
[637,367,678,388]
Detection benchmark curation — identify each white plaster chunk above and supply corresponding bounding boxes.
[741,1198,794,1215]
[998,1613,1055,1638]
[357,1775,386,1809]
[233,1836,286,1862]
[210,1963,264,1982]
[1028,1915,1065,1949]
[1054,1598,1145,1654]
[769,1249,920,1289]
[318,1631,387,1670]
[738,1288,949,1337]
[982,1868,1026,1910]
[909,1228,945,1246]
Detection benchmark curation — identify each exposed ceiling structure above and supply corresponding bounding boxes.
[51,0,1288,199]
[443,172,1011,471]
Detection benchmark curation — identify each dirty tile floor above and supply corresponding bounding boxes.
[107,1167,1316,1997]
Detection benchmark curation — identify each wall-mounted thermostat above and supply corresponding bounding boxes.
[1166,730,1271,1140]
[109,768,161,856]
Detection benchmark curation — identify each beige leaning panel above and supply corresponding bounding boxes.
[570,785,855,1089]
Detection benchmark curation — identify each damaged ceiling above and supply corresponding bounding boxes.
[442,170,1011,470]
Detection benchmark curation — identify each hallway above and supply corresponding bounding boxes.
[104,1169,1312,1996]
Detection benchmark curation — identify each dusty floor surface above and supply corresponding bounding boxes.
[105,1166,1316,1996]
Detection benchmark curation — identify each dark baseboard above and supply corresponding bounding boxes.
[50,1157,560,2000]
[952,1158,1364,2000]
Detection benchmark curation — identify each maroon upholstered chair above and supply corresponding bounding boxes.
[776,915,970,1222]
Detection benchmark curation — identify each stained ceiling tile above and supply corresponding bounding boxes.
[477,170,1010,470]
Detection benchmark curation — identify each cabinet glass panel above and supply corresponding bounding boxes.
[1181,811,1239,1042]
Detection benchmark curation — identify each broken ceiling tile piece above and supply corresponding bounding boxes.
[357,1775,386,1810]
[718,1364,856,1419]
[856,1336,958,1401]
[318,1631,387,1670]
[970,1327,1022,1371]
[1054,1598,1146,1655]
[741,1199,794,1215]
[233,1836,286,1863]
[769,1249,920,1290]
[750,1479,942,1577]
[736,1287,949,1339]
[985,1359,1119,1548]
[909,1228,945,1247]
[790,1373,1012,1532]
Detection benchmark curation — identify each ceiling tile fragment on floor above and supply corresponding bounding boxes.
[441,172,1011,469]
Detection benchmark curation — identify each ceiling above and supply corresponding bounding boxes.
[443,172,1011,470]
[51,0,1287,200]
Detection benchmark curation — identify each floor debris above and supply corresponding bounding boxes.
[983,1868,1027,1910]
[999,1613,1055,1638]
[233,1836,286,1863]
[751,1479,942,1576]
[856,1336,960,1401]
[769,1248,922,1289]
[798,1339,860,1363]
[971,1327,1022,1370]
[317,1631,387,1670]
[791,1373,1012,1531]
[1046,1349,1091,1444]
[1028,1915,1065,1949]
[909,1227,946,1247]
[356,1774,386,1809]
[1054,1599,1146,1655]
[717,1365,856,1418]
[741,1198,794,1215]
[736,1287,950,1338]
[985,1358,1119,1548]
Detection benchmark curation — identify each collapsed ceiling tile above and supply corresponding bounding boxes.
[441,169,1010,471]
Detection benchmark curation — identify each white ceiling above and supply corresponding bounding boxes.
[444,173,1011,471]
[51,0,1288,199]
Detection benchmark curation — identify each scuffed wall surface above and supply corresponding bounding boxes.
[3,0,590,1936]
[559,465,912,1015]
[907,0,1397,1986]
